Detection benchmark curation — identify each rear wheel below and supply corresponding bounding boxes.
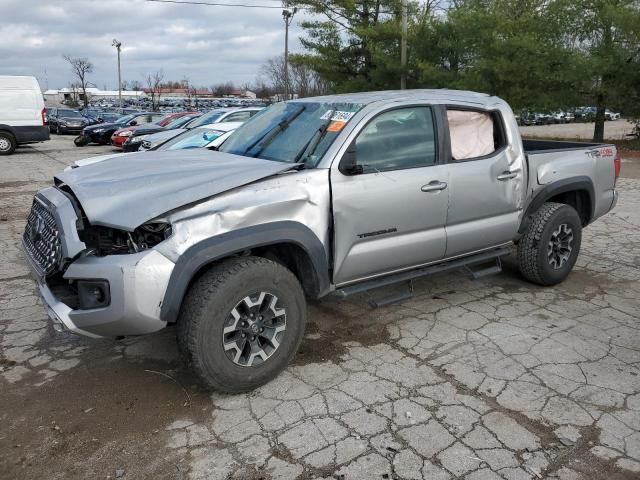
[517,202,582,286]
[0,132,16,155]
[177,256,306,393]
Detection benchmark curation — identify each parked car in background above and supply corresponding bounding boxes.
[116,113,201,151]
[534,113,554,125]
[157,111,198,127]
[551,111,569,124]
[133,108,261,150]
[184,107,263,129]
[140,121,242,151]
[95,112,122,123]
[0,75,49,155]
[78,112,165,145]
[24,90,619,392]
[605,110,621,121]
[47,108,95,134]
[67,122,242,170]
[575,107,596,122]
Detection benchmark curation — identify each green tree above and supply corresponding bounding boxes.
[414,0,584,111]
[560,0,640,141]
[291,0,412,92]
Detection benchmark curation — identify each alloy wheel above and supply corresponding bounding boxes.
[222,291,286,367]
[547,223,573,269]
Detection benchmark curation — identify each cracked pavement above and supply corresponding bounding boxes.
[1,136,639,479]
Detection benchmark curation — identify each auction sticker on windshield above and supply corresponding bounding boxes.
[321,110,356,122]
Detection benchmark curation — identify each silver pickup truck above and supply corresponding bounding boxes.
[22,90,620,392]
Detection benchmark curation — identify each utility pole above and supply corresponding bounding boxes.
[400,0,407,89]
[112,39,122,108]
[282,7,297,101]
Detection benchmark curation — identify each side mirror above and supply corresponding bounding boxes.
[98,117,104,123]
[339,143,363,175]
[128,120,137,126]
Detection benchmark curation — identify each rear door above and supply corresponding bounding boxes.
[443,106,524,257]
[331,105,449,285]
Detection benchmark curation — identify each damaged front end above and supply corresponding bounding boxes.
[22,185,175,338]
[80,221,172,256]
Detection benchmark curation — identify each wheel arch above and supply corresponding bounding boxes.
[160,221,331,323]
[0,124,17,138]
[519,176,595,234]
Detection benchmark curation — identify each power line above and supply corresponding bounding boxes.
[146,0,302,9]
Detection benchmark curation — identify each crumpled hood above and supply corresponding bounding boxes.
[55,149,294,231]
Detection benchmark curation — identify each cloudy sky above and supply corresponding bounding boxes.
[0,0,309,91]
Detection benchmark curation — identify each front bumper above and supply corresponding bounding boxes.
[59,125,86,134]
[122,138,144,152]
[26,249,175,338]
[110,135,128,148]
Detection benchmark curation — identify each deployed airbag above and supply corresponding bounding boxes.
[447,110,495,160]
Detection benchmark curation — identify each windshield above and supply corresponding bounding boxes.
[115,114,136,125]
[163,115,197,129]
[219,101,363,167]
[158,127,225,151]
[185,110,225,128]
[59,110,83,118]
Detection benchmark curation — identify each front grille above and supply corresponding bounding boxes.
[23,199,62,277]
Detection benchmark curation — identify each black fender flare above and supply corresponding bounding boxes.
[518,176,595,234]
[160,221,331,322]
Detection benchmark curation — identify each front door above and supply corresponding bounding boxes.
[331,106,449,285]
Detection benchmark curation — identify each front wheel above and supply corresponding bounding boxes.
[517,202,582,286]
[0,132,17,155]
[74,134,91,147]
[177,256,306,393]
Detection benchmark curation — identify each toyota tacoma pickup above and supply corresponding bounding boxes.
[22,90,620,392]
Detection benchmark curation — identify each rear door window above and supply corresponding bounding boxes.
[446,109,506,161]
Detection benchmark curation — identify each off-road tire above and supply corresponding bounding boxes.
[177,256,306,393]
[0,132,16,155]
[517,202,582,286]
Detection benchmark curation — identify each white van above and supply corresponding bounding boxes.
[0,76,49,155]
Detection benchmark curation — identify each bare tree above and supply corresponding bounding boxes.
[182,77,193,107]
[210,82,235,97]
[144,70,165,111]
[261,56,287,99]
[261,55,328,99]
[124,79,143,92]
[63,55,93,109]
[290,62,328,98]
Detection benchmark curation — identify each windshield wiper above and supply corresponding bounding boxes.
[243,105,306,157]
[293,116,333,165]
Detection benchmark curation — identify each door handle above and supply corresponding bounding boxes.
[421,181,448,192]
[497,171,518,181]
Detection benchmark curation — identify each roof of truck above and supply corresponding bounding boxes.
[290,89,503,107]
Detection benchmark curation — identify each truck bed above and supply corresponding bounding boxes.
[522,138,605,153]
[522,139,617,223]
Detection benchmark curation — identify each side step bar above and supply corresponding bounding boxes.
[334,246,512,298]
